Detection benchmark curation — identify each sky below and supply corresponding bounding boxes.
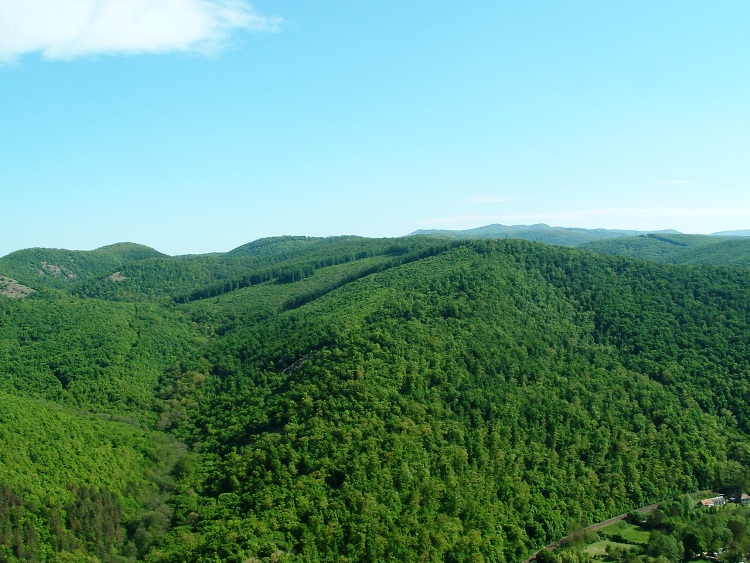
[2,1,750,257]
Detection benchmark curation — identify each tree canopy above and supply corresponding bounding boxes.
[2,236,750,561]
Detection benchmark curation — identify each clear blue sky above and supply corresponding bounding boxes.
[2,1,749,257]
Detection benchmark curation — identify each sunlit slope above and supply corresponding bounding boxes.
[3,236,750,561]
[0,295,197,419]
[73,236,439,302]
[0,392,184,561]
[154,240,750,562]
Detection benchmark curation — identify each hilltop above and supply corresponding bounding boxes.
[0,243,166,289]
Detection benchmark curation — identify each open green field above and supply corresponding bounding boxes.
[575,521,650,561]
[605,522,651,545]
[585,540,634,558]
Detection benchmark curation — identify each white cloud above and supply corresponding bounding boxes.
[0,0,280,62]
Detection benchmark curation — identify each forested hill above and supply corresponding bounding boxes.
[2,236,750,561]
[0,243,166,289]
[581,233,750,267]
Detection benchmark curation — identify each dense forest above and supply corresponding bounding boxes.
[2,234,750,561]
[581,234,750,268]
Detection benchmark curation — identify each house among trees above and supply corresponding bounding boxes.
[700,495,727,508]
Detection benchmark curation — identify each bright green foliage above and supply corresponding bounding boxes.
[0,294,197,419]
[2,236,750,561]
[154,241,750,561]
[0,392,184,561]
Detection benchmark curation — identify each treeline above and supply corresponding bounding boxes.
[279,241,457,310]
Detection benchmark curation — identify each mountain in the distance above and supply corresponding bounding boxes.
[410,223,681,247]
[712,228,750,237]
[409,224,750,268]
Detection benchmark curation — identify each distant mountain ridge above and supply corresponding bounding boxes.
[410,224,750,266]
[5,226,750,296]
[712,229,750,237]
[410,223,683,247]
[4,225,748,265]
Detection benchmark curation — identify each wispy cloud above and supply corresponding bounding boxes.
[0,0,281,62]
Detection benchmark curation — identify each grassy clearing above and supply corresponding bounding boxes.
[616,524,650,545]
[601,521,650,545]
[585,540,634,557]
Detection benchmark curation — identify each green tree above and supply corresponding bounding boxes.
[647,530,683,561]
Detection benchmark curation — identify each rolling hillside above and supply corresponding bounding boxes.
[581,233,750,268]
[2,236,750,561]
[0,243,166,289]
